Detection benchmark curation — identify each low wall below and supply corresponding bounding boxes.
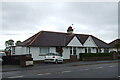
[2,54,32,65]
[81,57,114,61]
[80,53,117,61]
[33,60,44,64]
[2,56,20,65]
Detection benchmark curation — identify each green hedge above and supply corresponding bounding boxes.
[80,53,113,58]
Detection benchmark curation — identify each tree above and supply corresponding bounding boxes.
[5,39,14,56]
[114,41,120,54]
[56,46,63,56]
[8,39,14,46]
[5,39,14,47]
[15,40,21,46]
[5,41,9,47]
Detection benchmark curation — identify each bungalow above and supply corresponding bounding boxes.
[11,26,110,61]
[109,39,120,53]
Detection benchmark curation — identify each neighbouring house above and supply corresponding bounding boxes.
[109,39,120,53]
[11,26,110,61]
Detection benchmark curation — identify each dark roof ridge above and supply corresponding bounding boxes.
[20,30,110,47]
[75,33,91,36]
[19,31,41,46]
[65,35,75,46]
[91,35,108,44]
[40,30,93,36]
[29,31,42,45]
[41,30,67,34]
[109,38,120,44]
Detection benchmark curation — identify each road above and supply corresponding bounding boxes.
[2,62,119,79]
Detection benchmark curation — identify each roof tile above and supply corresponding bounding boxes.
[20,31,109,48]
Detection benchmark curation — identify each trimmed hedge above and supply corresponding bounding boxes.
[80,53,114,58]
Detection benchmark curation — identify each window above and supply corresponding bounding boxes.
[73,47,76,55]
[39,47,49,55]
[70,47,72,55]
[99,48,101,53]
[104,48,109,53]
[88,48,91,53]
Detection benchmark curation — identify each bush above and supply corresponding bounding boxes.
[80,53,113,58]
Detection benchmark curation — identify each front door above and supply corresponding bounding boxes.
[69,47,77,62]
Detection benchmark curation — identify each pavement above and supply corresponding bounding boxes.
[2,60,119,72]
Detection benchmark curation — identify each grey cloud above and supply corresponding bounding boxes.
[2,2,118,42]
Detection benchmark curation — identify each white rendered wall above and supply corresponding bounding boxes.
[22,47,28,54]
[109,48,119,52]
[76,48,82,59]
[67,36,82,47]
[101,48,104,53]
[83,36,97,47]
[14,46,28,55]
[109,49,113,52]
[49,47,56,53]
[15,46,23,55]
[81,48,85,53]
[63,47,83,59]
[62,47,70,59]
[30,47,56,61]
[29,47,41,60]
[91,48,97,53]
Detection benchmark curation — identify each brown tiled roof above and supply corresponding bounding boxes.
[65,34,74,46]
[20,31,41,46]
[76,34,89,44]
[109,39,120,48]
[20,31,71,47]
[91,36,110,48]
[20,31,109,48]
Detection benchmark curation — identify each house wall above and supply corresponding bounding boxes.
[109,48,115,52]
[81,48,85,53]
[82,36,98,53]
[66,36,84,59]
[101,48,104,53]
[13,46,105,61]
[63,47,83,59]
[14,46,28,55]
[29,47,40,60]
[13,35,110,61]
[14,46,56,61]
[62,47,83,59]
[80,47,97,53]
[22,47,28,54]
[14,46,23,55]
[76,48,82,59]
[67,36,82,47]
[83,36,97,47]
[109,48,120,52]
[49,47,56,53]
[30,47,56,61]
[62,47,70,59]
[91,48,97,53]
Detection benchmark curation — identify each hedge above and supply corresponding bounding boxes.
[79,53,114,58]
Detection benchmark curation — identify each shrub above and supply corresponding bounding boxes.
[80,53,113,58]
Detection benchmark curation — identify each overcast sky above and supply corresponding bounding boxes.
[0,2,119,49]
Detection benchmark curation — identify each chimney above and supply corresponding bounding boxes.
[67,26,73,34]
